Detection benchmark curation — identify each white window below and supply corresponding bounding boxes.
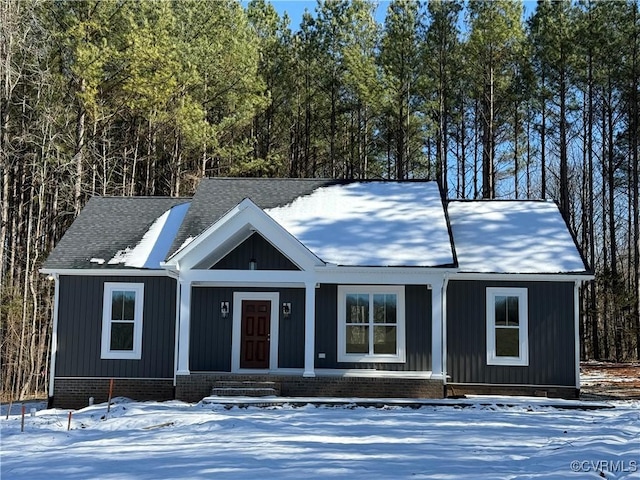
[101,283,144,360]
[337,286,405,363]
[486,287,528,366]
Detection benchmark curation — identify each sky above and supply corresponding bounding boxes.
[254,1,539,31]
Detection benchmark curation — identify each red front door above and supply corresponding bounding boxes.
[240,300,271,369]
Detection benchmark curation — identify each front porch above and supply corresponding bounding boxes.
[175,373,445,403]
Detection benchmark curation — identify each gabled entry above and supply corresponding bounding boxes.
[164,198,324,271]
[232,292,280,372]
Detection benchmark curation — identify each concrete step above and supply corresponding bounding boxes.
[211,387,278,397]
[211,381,281,397]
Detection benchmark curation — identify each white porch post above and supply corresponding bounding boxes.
[431,280,443,378]
[303,281,316,377]
[176,279,192,375]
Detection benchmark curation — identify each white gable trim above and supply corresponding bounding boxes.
[164,198,323,272]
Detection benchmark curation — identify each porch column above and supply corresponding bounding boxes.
[431,280,444,378]
[176,279,192,375]
[303,281,316,377]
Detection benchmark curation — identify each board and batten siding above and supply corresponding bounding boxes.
[55,275,176,378]
[314,284,432,371]
[190,287,305,371]
[211,233,300,270]
[446,280,576,386]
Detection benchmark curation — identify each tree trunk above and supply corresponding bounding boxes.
[73,79,86,216]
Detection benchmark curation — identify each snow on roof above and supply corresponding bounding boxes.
[108,202,191,268]
[447,200,587,274]
[265,182,454,267]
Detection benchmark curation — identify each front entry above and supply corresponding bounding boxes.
[240,300,271,369]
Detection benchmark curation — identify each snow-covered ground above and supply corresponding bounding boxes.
[1,397,638,479]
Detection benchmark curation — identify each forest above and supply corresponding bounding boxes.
[1,0,639,400]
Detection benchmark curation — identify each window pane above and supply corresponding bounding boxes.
[495,296,507,326]
[111,291,124,321]
[507,296,519,326]
[373,326,396,354]
[122,291,136,320]
[346,325,369,353]
[495,328,519,357]
[374,294,397,324]
[110,322,134,351]
[346,293,369,324]
[111,290,136,321]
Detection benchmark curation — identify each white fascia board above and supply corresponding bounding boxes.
[181,269,315,285]
[450,272,594,283]
[314,266,456,286]
[165,198,323,272]
[39,268,169,277]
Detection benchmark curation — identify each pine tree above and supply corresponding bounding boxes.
[466,0,525,198]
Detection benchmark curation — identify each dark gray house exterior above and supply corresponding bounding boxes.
[41,179,592,408]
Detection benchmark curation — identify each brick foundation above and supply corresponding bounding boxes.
[52,378,174,409]
[176,373,445,403]
[446,383,579,399]
[52,376,579,407]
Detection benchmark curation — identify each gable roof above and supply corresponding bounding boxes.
[43,177,590,275]
[165,198,324,271]
[167,178,339,257]
[42,197,190,270]
[265,182,454,267]
[447,200,589,274]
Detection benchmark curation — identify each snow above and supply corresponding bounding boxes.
[107,203,190,269]
[175,236,195,255]
[265,182,454,267]
[1,397,638,479]
[447,200,587,274]
[89,258,105,265]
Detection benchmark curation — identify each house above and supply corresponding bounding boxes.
[41,178,593,408]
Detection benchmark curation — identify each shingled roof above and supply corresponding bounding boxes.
[43,177,590,274]
[43,178,339,270]
[43,197,190,270]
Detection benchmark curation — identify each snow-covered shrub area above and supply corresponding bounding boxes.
[2,397,638,479]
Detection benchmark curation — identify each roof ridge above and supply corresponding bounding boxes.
[204,177,334,181]
[90,196,192,200]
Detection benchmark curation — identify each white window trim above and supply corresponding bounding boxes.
[337,285,406,363]
[101,282,144,360]
[486,287,528,366]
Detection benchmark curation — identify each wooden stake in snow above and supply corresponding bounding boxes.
[20,405,25,432]
[107,378,114,413]
[5,399,12,420]
[67,411,72,431]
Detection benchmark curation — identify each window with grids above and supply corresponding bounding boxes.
[101,283,144,360]
[338,286,405,363]
[486,287,528,366]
